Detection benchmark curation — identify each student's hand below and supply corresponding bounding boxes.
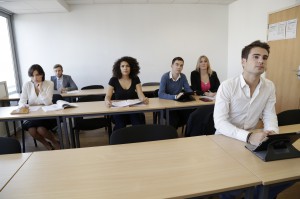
[105,100,112,108]
[176,92,184,99]
[204,91,216,97]
[60,88,67,93]
[36,82,43,92]
[142,97,149,104]
[248,130,269,146]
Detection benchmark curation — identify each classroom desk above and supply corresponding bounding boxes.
[0,136,260,198]
[0,152,32,191]
[164,96,214,125]
[58,98,169,148]
[209,124,300,199]
[0,106,64,150]
[0,85,159,102]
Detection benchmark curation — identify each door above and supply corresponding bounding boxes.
[267,5,300,113]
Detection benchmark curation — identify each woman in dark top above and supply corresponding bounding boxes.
[105,56,149,130]
[191,55,220,97]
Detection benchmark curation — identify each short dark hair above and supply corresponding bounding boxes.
[241,40,270,59]
[112,56,140,79]
[53,64,63,70]
[172,57,184,64]
[28,64,45,81]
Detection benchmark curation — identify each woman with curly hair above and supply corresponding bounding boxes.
[105,56,149,130]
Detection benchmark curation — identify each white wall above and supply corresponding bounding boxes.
[227,0,298,79]
[14,4,228,88]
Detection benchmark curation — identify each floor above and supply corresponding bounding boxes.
[12,112,300,199]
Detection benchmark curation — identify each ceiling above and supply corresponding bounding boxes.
[0,0,237,14]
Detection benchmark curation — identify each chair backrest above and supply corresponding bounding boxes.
[0,137,21,155]
[277,109,300,126]
[142,82,160,86]
[81,85,104,90]
[185,105,215,137]
[110,124,178,145]
[77,95,104,102]
[52,94,63,104]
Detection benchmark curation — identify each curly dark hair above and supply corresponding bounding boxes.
[112,56,140,79]
[28,64,45,81]
[242,40,270,60]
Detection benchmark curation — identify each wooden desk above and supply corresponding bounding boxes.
[0,136,260,198]
[0,153,32,191]
[58,98,169,147]
[209,124,300,198]
[0,106,64,150]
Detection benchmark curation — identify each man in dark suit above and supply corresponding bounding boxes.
[51,64,78,93]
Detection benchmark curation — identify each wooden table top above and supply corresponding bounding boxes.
[0,136,260,198]
[0,153,32,191]
[209,124,300,186]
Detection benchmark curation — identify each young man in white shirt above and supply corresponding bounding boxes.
[214,40,291,199]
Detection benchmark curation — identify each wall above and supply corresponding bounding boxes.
[13,4,228,88]
[227,0,297,79]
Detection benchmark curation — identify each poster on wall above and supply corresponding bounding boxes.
[286,18,297,39]
[268,21,286,41]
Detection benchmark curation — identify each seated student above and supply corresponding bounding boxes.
[19,64,60,150]
[50,64,78,93]
[105,56,149,131]
[191,55,220,97]
[214,40,292,199]
[158,57,193,129]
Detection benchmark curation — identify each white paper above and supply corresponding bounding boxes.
[67,90,79,94]
[268,22,286,41]
[29,106,41,112]
[286,19,297,39]
[112,99,142,107]
[42,100,77,112]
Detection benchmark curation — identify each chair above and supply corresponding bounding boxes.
[142,82,160,98]
[277,109,300,126]
[73,85,111,147]
[0,137,21,155]
[21,94,63,152]
[109,124,178,145]
[185,105,215,137]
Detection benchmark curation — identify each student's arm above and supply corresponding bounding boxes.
[191,71,204,95]
[66,76,78,91]
[105,85,114,107]
[209,71,220,93]
[136,83,149,104]
[213,82,250,142]
[19,83,29,107]
[37,81,54,105]
[261,82,279,134]
[182,74,192,92]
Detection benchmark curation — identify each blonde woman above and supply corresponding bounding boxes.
[190,55,220,97]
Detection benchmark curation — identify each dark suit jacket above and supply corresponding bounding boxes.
[190,70,220,96]
[50,75,78,91]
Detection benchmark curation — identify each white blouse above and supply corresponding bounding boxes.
[19,80,54,106]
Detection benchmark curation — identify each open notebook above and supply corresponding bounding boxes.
[42,100,78,112]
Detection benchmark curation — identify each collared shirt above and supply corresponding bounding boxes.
[169,71,181,81]
[56,75,63,91]
[214,75,278,142]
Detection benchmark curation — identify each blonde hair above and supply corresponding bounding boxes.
[195,55,213,76]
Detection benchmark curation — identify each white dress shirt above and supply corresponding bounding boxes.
[19,80,54,106]
[214,75,278,142]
